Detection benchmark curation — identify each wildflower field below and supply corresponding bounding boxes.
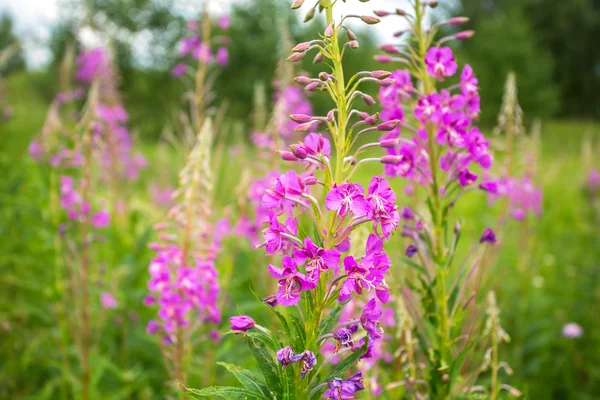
[1,0,599,399]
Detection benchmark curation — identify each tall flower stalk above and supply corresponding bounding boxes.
[373,1,515,398]
[188,1,404,399]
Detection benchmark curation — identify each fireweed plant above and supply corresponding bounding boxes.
[29,47,147,399]
[373,2,518,398]
[144,119,223,391]
[187,1,405,399]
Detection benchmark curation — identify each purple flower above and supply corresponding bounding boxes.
[401,206,415,220]
[262,171,307,215]
[458,169,478,186]
[562,322,583,339]
[405,243,418,257]
[479,227,497,244]
[91,210,110,228]
[268,256,309,306]
[193,43,212,63]
[479,180,500,194]
[299,350,317,378]
[414,93,442,122]
[172,62,187,77]
[304,133,331,158]
[468,127,492,168]
[333,324,358,351]
[276,346,299,368]
[425,46,457,81]
[146,320,160,335]
[360,298,383,340]
[294,237,341,288]
[323,372,365,399]
[276,347,316,377]
[259,212,298,255]
[101,292,118,309]
[219,15,231,30]
[216,47,229,66]
[229,315,255,332]
[339,255,388,303]
[436,112,470,148]
[326,183,370,217]
[460,64,479,97]
[367,176,400,238]
[383,143,416,178]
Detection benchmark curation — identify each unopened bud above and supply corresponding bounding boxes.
[428,1,439,8]
[305,81,322,91]
[449,17,469,25]
[348,40,359,49]
[377,120,401,131]
[454,221,461,234]
[313,52,325,64]
[324,23,334,38]
[290,144,308,159]
[292,42,310,52]
[381,155,403,164]
[302,176,318,186]
[396,8,407,16]
[455,30,475,40]
[377,78,395,87]
[291,0,305,9]
[294,75,312,85]
[405,244,418,258]
[294,122,313,131]
[364,113,379,125]
[327,109,335,122]
[287,52,306,62]
[362,93,375,106]
[393,30,407,37]
[318,71,329,81]
[371,70,392,79]
[357,111,369,120]
[379,138,399,148]
[441,373,449,382]
[374,55,392,64]
[379,44,400,54]
[263,295,278,307]
[347,156,357,165]
[374,10,391,17]
[289,114,312,123]
[345,28,357,41]
[361,15,380,25]
[304,7,315,22]
[281,151,298,161]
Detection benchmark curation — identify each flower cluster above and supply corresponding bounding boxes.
[59,175,110,228]
[173,14,230,77]
[482,175,543,220]
[145,245,220,340]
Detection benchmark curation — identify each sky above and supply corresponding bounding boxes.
[0,0,409,68]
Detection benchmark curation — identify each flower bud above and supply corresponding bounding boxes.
[455,30,475,40]
[263,295,278,307]
[393,30,407,37]
[345,28,357,41]
[396,8,407,16]
[379,138,399,148]
[292,42,310,52]
[381,155,403,164]
[230,316,255,332]
[449,17,469,25]
[479,180,500,194]
[405,244,418,258]
[291,0,305,9]
[374,10,391,17]
[294,121,313,131]
[305,81,322,92]
[377,120,401,131]
[290,144,308,159]
[313,52,325,64]
[324,23,334,38]
[302,176,319,186]
[364,113,379,125]
[401,206,414,220]
[374,55,392,64]
[479,227,497,245]
[318,71,330,81]
[304,7,315,22]
[441,373,449,382]
[361,15,381,25]
[348,40,359,49]
[371,70,392,79]
[281,151,298,161]
[454,221,461,234]
[287,52,306,62]
[327,109,335,122]
[290,113,312,123]
[362,93,375,106]
[357,111,370,120]
[377,78,395,87]
[379,44,400,54]
[294,75,312,85]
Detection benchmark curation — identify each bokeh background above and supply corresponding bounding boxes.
[1,0,599,399]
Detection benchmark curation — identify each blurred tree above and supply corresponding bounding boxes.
[455,0,599,120]
[0,13,26,76]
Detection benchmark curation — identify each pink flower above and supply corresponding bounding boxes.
[425,46,458,81]
[562,322,583,339]
[101,292,118,309]
[326,183,371,217]
[172,63,187,77]
[91,210,110,228]
[268,256,310,306]
[216,47,229,66]
[219,15,231,30]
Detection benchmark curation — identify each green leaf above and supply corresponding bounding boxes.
[217,362,269,397]
[450,344,472,385]
[185,386,267,399]
[248,339,282,397]
[290,315,306,349]
[400,257,430,277]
